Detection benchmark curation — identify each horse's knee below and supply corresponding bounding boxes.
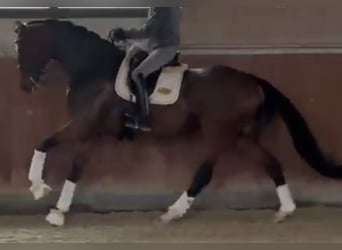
[68,162,83,183]
[68,154,86,183]
[37,137,59,152]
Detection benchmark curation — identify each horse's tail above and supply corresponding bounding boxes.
[256,77,342,179]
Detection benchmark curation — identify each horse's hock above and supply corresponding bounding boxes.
[1,53,342,213]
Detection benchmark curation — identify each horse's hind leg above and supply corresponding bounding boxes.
[160,160,215,223]
[241,138,296,223]
[266,154,296,223]
[160,119,236,223]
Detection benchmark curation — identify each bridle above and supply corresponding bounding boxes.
[29,76,41,89]
[15,38,48,91]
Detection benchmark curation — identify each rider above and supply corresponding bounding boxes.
[110,7,181,132]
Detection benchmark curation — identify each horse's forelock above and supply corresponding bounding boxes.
[14,20,26,34]
[15,20,52,38]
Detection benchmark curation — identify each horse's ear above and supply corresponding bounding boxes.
[14,20,26,33]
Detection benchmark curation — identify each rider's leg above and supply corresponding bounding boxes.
[126,46,178,131]
[131,46,178,84]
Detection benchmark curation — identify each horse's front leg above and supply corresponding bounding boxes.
[45,140,93,226]
[28,118,91,200]
[28,131,61,200]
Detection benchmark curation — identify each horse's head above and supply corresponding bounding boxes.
[14,20,55,93]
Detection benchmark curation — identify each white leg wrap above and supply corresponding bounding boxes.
[56,180,76,213]
[28,150,46,182]
[29,182,52,200]
[160,191,194,223]
[28,150,51,200]
[46,209,65,227]
[276,184,296,213]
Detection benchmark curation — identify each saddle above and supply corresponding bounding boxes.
[127,50,181,96]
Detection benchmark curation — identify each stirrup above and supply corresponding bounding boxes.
[125,118,139,130]
[124,116,151,132]
[125,122,151,132]
[124,112,134,119]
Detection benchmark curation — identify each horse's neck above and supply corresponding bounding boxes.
[55,35,125,85]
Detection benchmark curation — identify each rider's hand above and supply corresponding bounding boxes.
[109,28,126,42]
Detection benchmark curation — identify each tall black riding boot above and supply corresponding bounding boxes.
[125,76,151,132]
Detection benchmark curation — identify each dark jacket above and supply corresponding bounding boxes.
[124,7,181,49]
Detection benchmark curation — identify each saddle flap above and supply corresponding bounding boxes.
[114,49,188,105]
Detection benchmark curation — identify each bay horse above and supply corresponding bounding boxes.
[14,19,342,227]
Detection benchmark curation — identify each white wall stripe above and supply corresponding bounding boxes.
[181,47,342,55]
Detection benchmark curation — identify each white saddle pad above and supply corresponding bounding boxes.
[114,49,188,105]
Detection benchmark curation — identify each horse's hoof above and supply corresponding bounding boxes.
[273,210,294,223]
[160,209,184,224]
[160,213,172,224]
[30,183,51,200]
[46,209,65,227]
[152,217,168,227]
